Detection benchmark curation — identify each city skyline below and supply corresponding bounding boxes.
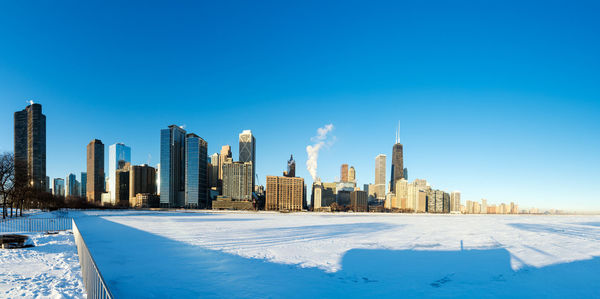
[2,101,599,212]
[1,1,599,211]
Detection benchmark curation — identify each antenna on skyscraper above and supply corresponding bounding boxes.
[396,121,400,144]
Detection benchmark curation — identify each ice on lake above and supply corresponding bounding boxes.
[72,210,600,298]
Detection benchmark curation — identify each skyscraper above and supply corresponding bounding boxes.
[86,139,105,202]
[14,103,46,190]
[285,155,296,177]
[222,158,253,201]
[239,130,256,189]
[80,172,87,199]
[311,181,323,210]
[209,153,219,188]
[109,143,131,202]
[218,145,232,181]
[340,164,349,182]
[185,133,208,208]
[160,125,186,207]
[348,166,356,182]
[115,163,130,206]
[156,163,160,195]
[66,173,80,197]
[390,124,404,193]
[374,154,386,201]
[450,191,461,212]
[129,164,157,199]
[53,178,65,197]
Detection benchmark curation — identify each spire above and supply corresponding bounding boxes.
[396,121,400,144]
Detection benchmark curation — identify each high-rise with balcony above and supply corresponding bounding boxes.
[185,134,208,208]
[14,103,46,190]
[239,130,256,189]
[160,125,186,207]
[222,158,253,201]
[109,143,131,202]
[87,139,105,202]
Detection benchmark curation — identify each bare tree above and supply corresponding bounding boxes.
[0,152,15,219]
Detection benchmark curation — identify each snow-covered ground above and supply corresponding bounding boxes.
[0,231,85,298]
[73,210,600,298]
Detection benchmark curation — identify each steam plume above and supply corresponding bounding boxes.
[306,124,334,180]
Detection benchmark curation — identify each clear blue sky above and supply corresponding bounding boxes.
[1,1,599,211]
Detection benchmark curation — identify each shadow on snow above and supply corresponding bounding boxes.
[75,217,600,298]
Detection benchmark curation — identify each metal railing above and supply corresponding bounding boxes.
[72,219,113,299]
[0,217,72,233]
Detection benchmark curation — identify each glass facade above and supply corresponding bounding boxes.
[80,172,87,199]
[66,173,79,197]
[53,178,65,197]
[185,134,208,208]
[185,135,199,207]
[238,130,256,189]
[160,125,186,207]
[109,143,131,201]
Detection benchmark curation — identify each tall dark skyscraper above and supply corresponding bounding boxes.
[390,124,404,193]
[87,139,105,202]
[185,133,208,208]
[14,103,46,190]
[160,125,186,207]
[239,130,256,189]
[80,172,87,199]
[286,155,296,177]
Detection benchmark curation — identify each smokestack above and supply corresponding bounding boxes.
[306,124,334,180]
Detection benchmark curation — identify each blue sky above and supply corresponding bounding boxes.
[1,0,599,210]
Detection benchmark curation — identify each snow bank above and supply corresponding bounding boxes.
[0,231,85,298]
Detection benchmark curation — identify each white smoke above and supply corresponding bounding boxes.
[306,124,334,180]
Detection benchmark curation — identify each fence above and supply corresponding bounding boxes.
[0,217,72,233]
[72,219,113,299]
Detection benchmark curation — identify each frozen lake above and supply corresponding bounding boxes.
[73,210,600,298]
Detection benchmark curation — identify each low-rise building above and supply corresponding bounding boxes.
[212,195,254,210]
[266,176,305,211]
[350,190,368,212]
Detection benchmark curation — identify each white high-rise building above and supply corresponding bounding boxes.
[481,198,488,214]
[394,178,408,209]
[450,191,461,212]
[373,154,386,201]
[311,181,323,210]
[109,143,131,202]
